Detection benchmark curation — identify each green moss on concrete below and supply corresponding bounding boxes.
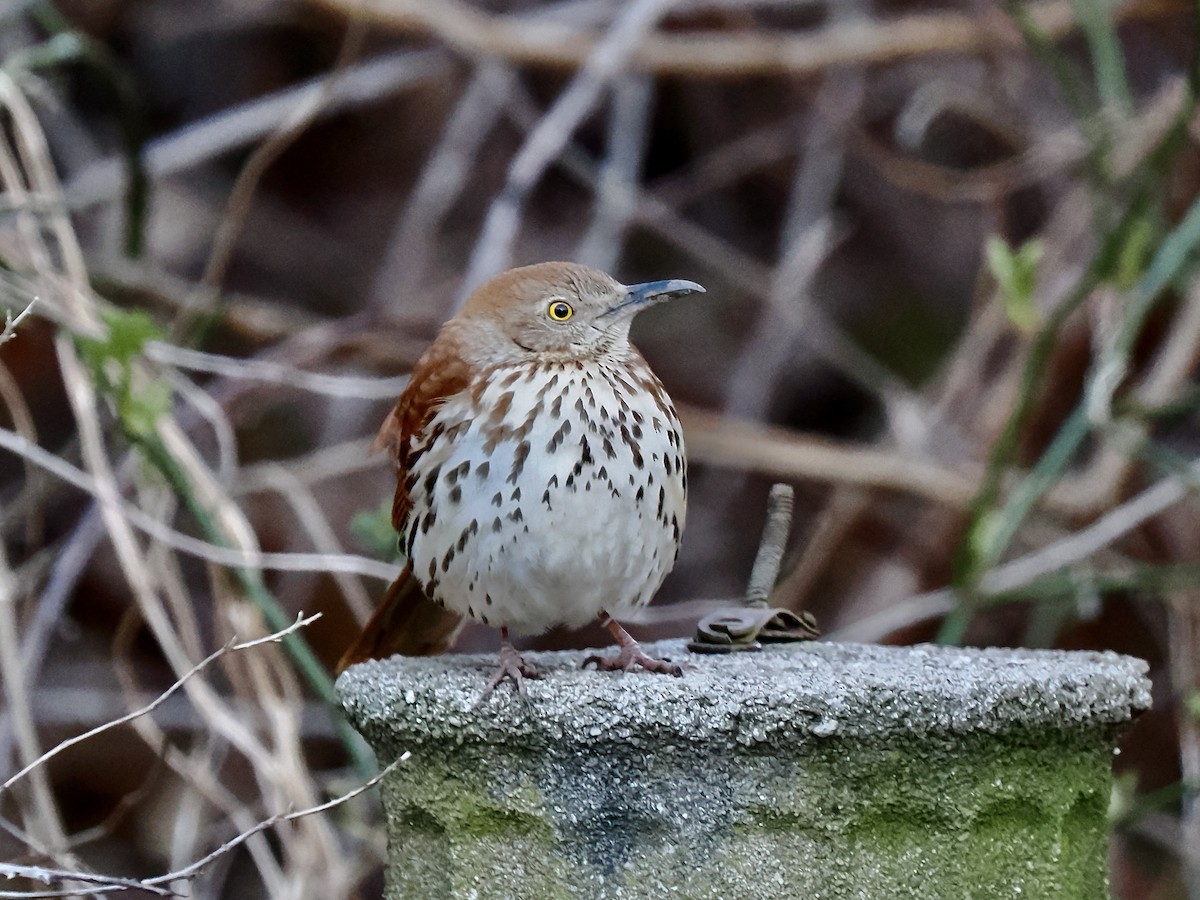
[339,641,1150,899]
[375,731,1115,898]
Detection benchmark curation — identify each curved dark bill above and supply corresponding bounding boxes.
[602,279,706,317]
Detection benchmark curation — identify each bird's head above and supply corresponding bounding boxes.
[454,262,704,364]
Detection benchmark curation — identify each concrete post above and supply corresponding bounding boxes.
[337,640,1150,899]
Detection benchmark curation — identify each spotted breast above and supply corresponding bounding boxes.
[404,351,686,636]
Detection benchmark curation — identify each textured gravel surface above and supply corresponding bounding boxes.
[338,639,1152,750]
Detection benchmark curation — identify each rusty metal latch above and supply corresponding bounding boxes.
[689,484,820,654]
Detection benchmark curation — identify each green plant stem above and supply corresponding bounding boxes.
[944,65,1198,637]
[1008,1,1111,193]
[25,2,149,256]
[944,186,1200,644]
[135,430,374,777]
[1069,0,1133,115]
[986,561,1200,608]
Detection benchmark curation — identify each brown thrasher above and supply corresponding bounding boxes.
[337,262,703,694]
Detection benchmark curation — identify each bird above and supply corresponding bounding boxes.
[337,262,703,695]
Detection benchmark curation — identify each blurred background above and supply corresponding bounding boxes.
[0,0,1198,896]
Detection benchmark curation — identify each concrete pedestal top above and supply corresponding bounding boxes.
[338,640,1150,899]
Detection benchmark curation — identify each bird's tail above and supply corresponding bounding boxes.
[336,564,465,674]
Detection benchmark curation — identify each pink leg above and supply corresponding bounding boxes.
[478,627,542,700]
[583,612,683,677]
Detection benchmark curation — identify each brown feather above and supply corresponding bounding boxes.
[379,336,475,531]
[340,324,476,670]
[336,565,465,673]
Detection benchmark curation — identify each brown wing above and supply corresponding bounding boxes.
[338,331,475,671]
[376,335,475,532]
[336,564,466,672]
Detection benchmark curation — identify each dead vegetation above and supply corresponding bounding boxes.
[0,0,1198,896]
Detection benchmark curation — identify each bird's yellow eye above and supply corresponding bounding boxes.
[547,301,574,322]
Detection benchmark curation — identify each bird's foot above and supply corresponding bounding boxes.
[583,643,683,676]
[477,641,542,702]
[584,613,683,676]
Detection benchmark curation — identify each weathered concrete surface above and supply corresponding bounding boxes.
[338,640,1151,900]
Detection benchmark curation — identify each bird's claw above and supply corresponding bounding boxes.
[476,645,542,703]
[583,646,683,677]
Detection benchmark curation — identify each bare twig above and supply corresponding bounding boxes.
[0,354,44,548]
[1,613,321,794]
[679,406,979,507]
[0,753,406,898]
[0,297,35,344]
[0,513,103,774]
[576,74,654,272]
[496,69,918,411]
[236,437,380,493]
[317,0,1175,78]
[369,63,518,313]
[144,341,411,399]
[0,542,71,864]
[179,13,373,347]
[0,424,398,580]
[243,464,377,622]
[831,453,1200,641]
[63,49,451,210]
[142,754,406,889]
[0,866,174,897]
[986,455,1200,595]
[168,371,240,487]
[461,0,679,295]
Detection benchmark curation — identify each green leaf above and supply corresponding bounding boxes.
[986,236,1043,333]
[1115,216,1154,291]
[101,307,162,363]
[1186,691,1200,723]
[77,307,162,370]
[76,307,169,436]
[351,497,403,561]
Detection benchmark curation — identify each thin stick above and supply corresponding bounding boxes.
[369,62,517,313]
[0,424,398,580]
[64,50,450,210]
[0,297,36,344]
[576,74,654,272]
[1,614,321,794]
[461,0,677,295]
[316,0,1171,78]
[248,464,376,622]
[144,342,411,399]
[0,543,71,863]
[0,753,405,898]
[679,406,978,507]
[143,754,407,888]
[831,453,1200,641]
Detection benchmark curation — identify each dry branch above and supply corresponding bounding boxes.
[679,406,979,507]
[1,614,321,795]
[0,298,35,344]
[0,752,405,899]
[316,0,1178,78]
[0,425,398,581]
